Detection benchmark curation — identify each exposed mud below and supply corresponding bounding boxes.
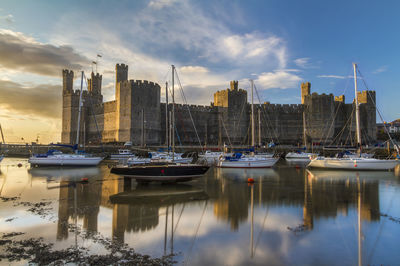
[0,230,174,265]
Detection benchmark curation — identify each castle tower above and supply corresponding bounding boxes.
[62,69,79,144]
[301,82,311,104]
[116,64,128,84]
[62,69,74,94]
[357,90,376,142]
[88,72,102,95]
[230,80,238,91]
[214,81,249,145]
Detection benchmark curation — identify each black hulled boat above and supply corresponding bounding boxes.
[110,164,210,183]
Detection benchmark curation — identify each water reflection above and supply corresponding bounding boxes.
[1,158,400,265]
[28,167,101,181]
[305,169,381,225]
[110,184,208,243]
[28,167,103,240]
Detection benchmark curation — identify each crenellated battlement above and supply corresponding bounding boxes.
[88,72,102,95]
[357,90,375,104]
[116,63,128,84]
[263,103,304,113]
[172,103,214,112]
[62,69,74,93]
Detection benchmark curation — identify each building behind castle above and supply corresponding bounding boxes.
[61,64,376,146]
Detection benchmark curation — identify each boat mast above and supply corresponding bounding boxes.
[303,111,307,149]
[258,108,261,147]
[75,71,84,153]
[165,82,169,149]
[172,65,175,162]
[353,63,362,154]
[251,80,255,149]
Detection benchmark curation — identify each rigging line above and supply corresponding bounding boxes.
[231,96,248,144]
[323,100,344,145]
[329,107,355,146]
[219,115,233,147]
[174,69,203,150]
[319,67,354,144]
[161,68,171,85]
[357,69,399,152]
[173,203,185,234]
[253,83,277,141]
[253,83,279,141]
[83,72,104,152]
[254,203,270,253]
[183,201,208,266]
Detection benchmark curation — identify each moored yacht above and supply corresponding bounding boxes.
[217,152,278,168]
[29,149,103,167]
[217,80,279,168]
[285,151,315,159]
[110,149,135,160]
[29,71,103,167]
[307,64,399,171]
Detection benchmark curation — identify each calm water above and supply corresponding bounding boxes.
[1,157,400,265]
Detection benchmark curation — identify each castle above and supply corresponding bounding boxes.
[61,64,376,146]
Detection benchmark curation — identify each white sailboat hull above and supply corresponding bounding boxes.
[307,157,399,170]
[217,157,279,168]
[29,155,103,166]
[285,152,315,159]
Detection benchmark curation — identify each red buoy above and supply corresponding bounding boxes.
[247,178,254,183]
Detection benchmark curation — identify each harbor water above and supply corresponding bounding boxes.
[0,157,400,265]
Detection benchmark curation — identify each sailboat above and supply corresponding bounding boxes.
[111,65,210,182]
[307,63,399,170]
[28,71,103,167]
[217,80,279,168]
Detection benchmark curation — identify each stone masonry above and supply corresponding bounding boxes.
[61,64,376,146]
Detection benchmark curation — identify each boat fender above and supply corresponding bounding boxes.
[17,163,22,167]
[354,160,357,167]
[247,178,254,183]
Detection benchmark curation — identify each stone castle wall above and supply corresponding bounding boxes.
[61,65,377,146]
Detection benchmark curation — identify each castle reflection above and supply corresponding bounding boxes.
[39,164,393,244]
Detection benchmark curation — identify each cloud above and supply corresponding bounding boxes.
[50,1,288,73]
[0,79,61,119]
[317,75,346,79]
[255,70,303,89]
[372,65,388,74]
[294,57,310,68]
[148,0,180,9]
[46,1,291,105]
[0,29,90,77]
[219,34,287,67]
[179,66,209,73]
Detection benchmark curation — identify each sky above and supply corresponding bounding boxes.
[0,0,399,143]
